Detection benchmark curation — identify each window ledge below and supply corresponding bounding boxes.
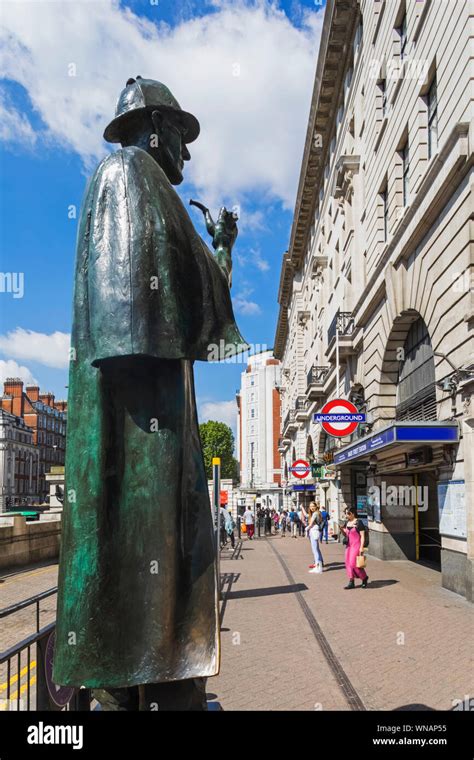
[374,115,388,152]
[413,0,432,43]
[390,58,408,106]
[372,0,386,46]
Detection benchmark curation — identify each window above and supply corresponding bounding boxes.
[398,13,407,61]
[381,186,389,242]
[428,78,438,158]
[353,20,363,55]
[380,78,387,118]
[344,67,353,104]
[396,317,436,421]
[401,141,409,206]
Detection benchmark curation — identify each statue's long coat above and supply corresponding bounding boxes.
[53,147,246,688]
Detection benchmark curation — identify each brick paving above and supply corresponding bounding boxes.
[0,562,58,651]
[1,545,473,712]
[211,534,474,711]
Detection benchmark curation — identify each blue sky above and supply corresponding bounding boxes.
[0,0,324,435]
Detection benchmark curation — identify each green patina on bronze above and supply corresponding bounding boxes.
[53,78,247,688]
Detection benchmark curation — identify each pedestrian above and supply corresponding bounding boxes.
[289,507,300,538]
[273,509,280,534]
[339,507,369,589]
[320,506,329,544]
[298,505,307,536]
[224,508,235,549]
[264,508,272,536]
[219,505,228,548]
[280,510,287,537]
[306,502,324,573]
[243,505,255,540]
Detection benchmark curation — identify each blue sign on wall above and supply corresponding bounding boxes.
[334,424,458,464]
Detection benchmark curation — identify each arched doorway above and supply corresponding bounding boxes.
[379,314,441,567]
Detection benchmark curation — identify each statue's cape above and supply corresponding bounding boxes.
[72,146,247,364]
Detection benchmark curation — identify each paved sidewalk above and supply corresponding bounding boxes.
[0,562,58,652]
[211,535,474,711]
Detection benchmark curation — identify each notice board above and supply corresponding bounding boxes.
[438,480,466,539]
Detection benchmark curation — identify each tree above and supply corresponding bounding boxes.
[199,420,239,480]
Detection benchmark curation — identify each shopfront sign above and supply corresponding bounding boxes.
[334,427,395,463]
[334,423,459,465]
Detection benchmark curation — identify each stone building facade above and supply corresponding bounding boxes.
[274,0,474,600]
[236,350,282,510]
[0,408,40,510]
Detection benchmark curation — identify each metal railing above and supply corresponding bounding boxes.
[283,409,297,432]
[328,310,354,345]
[306,365,330,390]
[295,395,307,411]
[0,587,90,711]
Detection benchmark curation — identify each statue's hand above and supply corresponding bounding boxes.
[212,207,238,254]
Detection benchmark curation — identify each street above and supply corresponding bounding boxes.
[213,534,473,711]
[1,538,473,712]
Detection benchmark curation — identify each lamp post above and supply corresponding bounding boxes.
[212,457,221,600]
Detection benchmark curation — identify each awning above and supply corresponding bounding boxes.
[334,421,459,465]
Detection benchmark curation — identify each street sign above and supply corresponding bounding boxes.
[290,459,310,479]
[314,399,365,438]
[220,490,228,505]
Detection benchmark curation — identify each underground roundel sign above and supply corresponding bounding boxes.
[314,399,366,438]
[290,459,310,479]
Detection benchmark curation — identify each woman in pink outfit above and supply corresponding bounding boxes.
[340,507,369,589]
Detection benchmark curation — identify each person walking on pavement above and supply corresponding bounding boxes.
[224,508,235,549]
[289,507,300,538]
[279,510,288,537]
[340,507,369,589]
[320,506,329,544]
[219,505,228,548]
[306,502,324,573]
[273,509,280,534]
[264,508,272,536]
[243,505,255,540]
[297,505,307,536]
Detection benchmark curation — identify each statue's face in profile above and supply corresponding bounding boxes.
[152,112,191,185]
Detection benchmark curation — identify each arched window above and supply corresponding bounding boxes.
[396,318,436,420]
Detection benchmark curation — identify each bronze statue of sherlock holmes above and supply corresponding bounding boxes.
[53,77,247,710]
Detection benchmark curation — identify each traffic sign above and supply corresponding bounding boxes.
[289,459,310,479]
[314,399,365,438]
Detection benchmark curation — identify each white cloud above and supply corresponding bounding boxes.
[233,286,262,315]
[0,359,37,388]
[0,90,37,145]
[236,245,270,272]
[199,398,237,437]
[0,0,323,207]
[0,328,70,369]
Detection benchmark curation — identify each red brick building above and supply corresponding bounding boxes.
[1,379,67,502]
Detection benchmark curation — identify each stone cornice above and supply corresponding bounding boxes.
[274,0,359,358]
